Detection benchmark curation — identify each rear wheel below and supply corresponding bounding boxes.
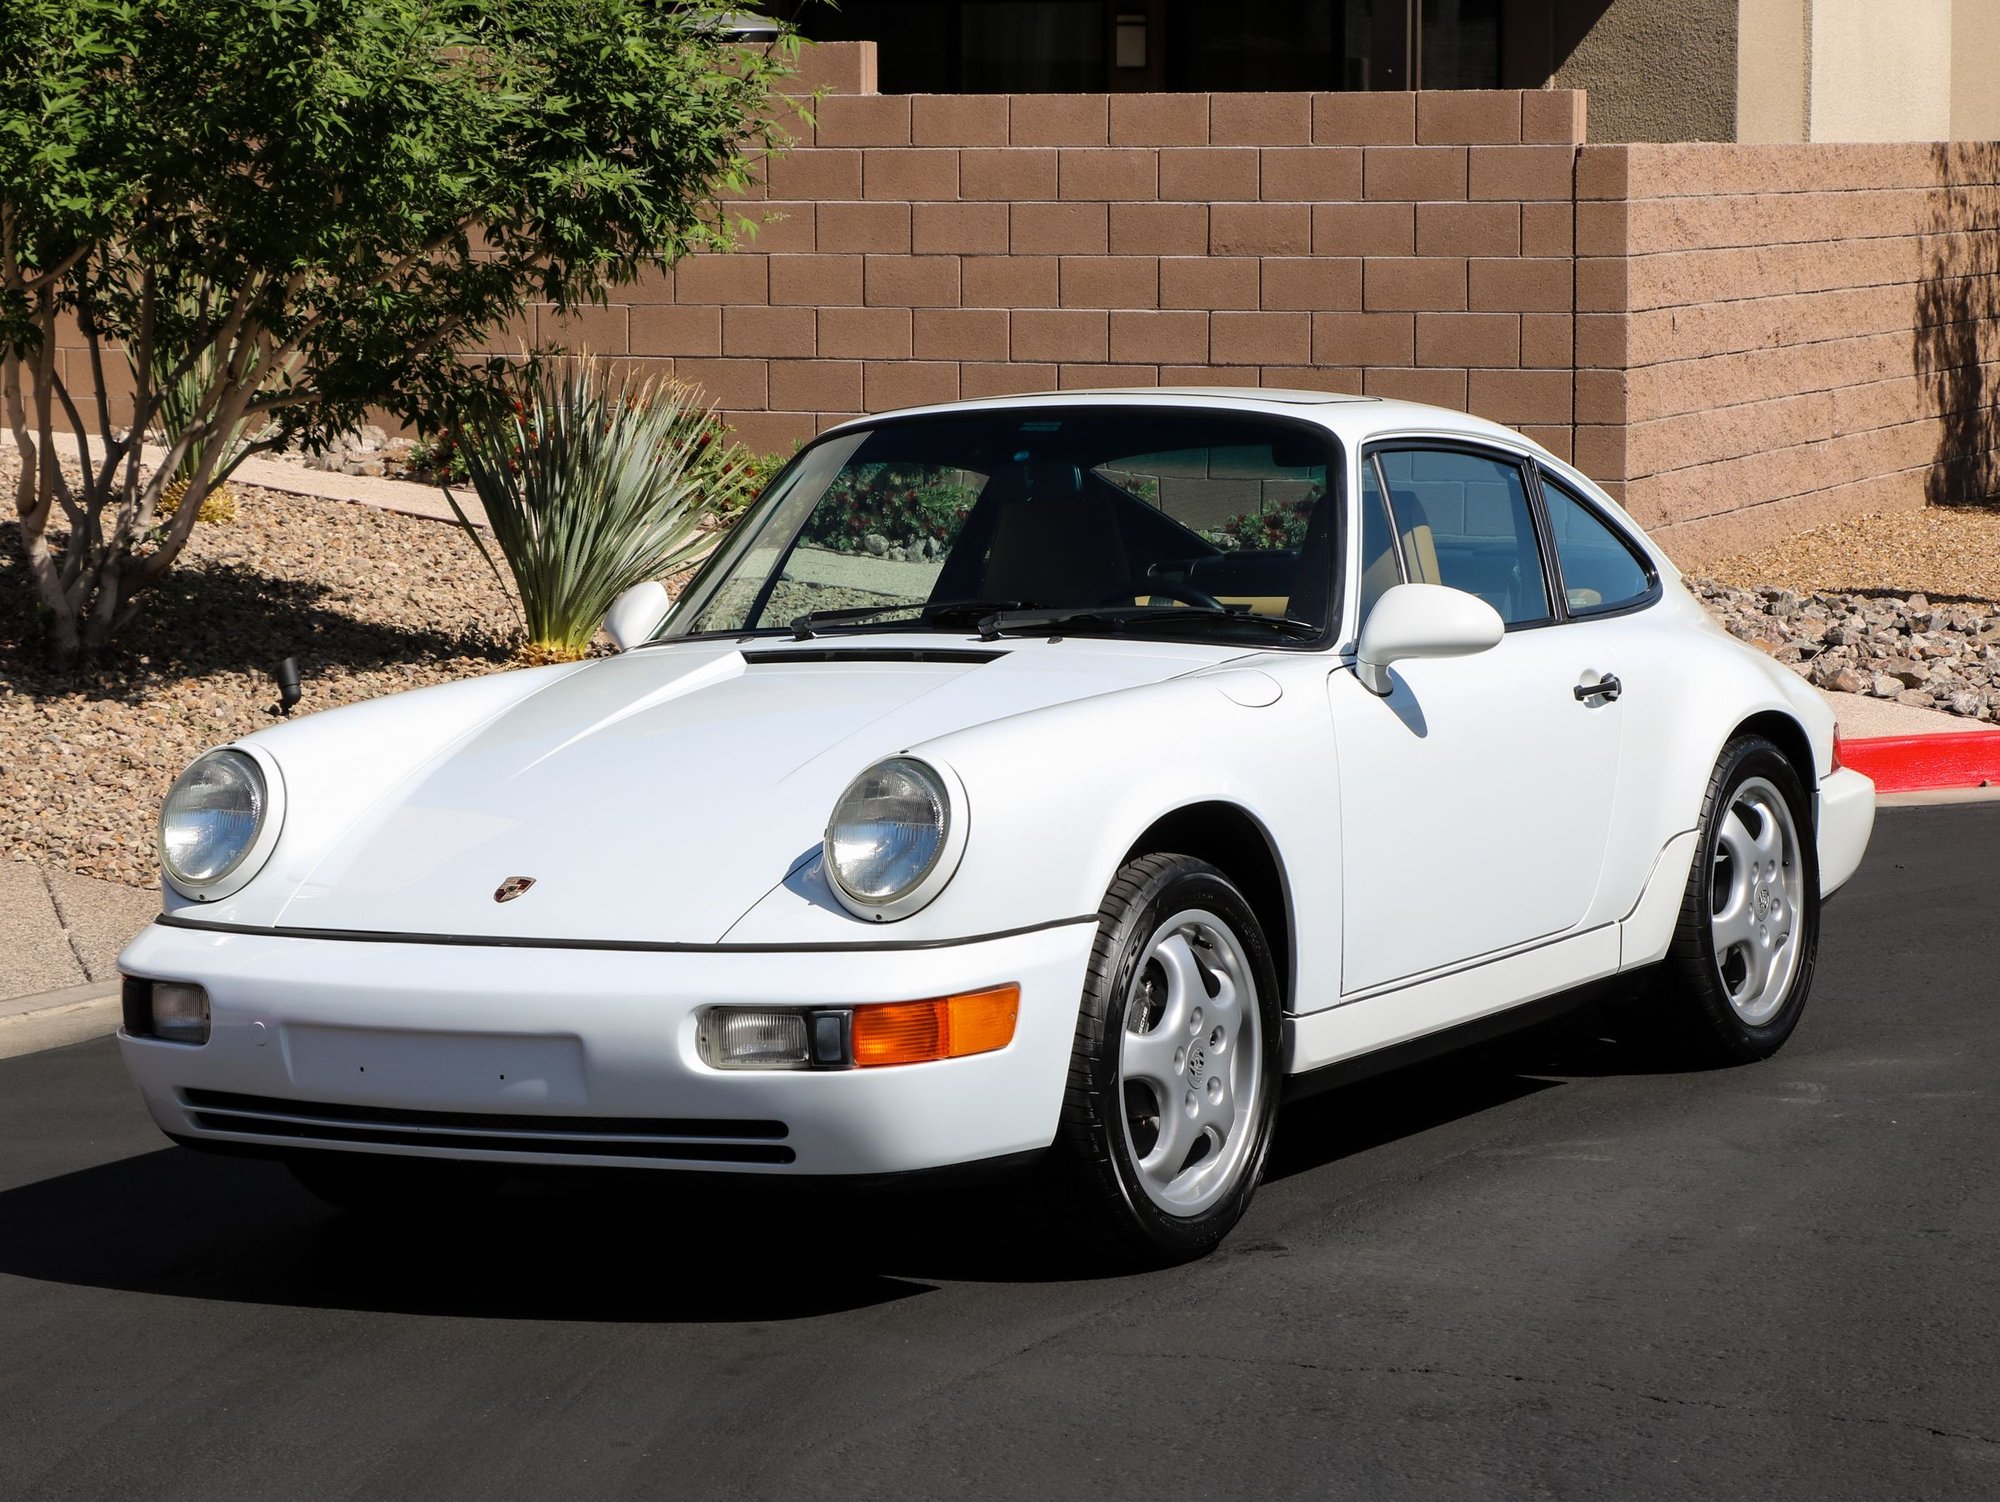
[1654,735,1820,1064]
[1047,853,1283,1266]
[286,1152,498,1217]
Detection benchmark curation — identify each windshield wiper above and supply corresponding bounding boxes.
[789,599,1030,640]
[977,604,1320,643]
[920,598,1031,626]
[975,607,1130,641]
[789,604,922,640]
[1133,607,1322,642]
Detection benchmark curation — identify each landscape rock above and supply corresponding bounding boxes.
[1691,576,1997,724]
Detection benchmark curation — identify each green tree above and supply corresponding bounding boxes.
[1,0,795,662]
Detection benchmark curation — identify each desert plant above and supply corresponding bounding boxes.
[141,328,263,527]
[1,0,798,663]
[447,364,757,662]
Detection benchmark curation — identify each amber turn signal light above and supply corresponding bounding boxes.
[851,984,1021,1068]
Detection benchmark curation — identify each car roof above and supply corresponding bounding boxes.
[816,387,1552,456]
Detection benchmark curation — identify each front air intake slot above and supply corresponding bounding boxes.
[181,1089,794,1164]
[741,648,1005,665]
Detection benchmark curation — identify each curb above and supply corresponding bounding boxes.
[0,980,121,1062]
[1839,729,2000,794]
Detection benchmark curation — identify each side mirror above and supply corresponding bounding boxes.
[1355,582,1504,695]
[604,581,673,652]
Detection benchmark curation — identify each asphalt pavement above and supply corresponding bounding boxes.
[2,804,1996,1501]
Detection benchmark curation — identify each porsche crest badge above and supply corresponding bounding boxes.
[494,876,536,903]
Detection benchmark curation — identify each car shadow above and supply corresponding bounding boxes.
[0,1006,1675,1319]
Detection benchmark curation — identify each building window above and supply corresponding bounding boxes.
[961,2,1106,92]
[785,0,1502,94]
[1419,0,1501,89]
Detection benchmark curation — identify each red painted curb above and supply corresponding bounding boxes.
[1837,730,2000,794]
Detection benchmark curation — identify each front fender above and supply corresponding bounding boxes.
[721,668,1340,1008]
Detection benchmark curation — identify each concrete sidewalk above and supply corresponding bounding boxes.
[0,864,156,1058]
[1821,689,1975,739]
[1,430,488,528]
[1,863,156,1003]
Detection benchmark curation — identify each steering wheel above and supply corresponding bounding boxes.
[1107,578,1227,611]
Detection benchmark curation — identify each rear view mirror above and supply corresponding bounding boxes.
[1355,583,1504,695]
[604,581,673,652]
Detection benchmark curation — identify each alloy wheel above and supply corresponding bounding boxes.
[1118,908,1264,1217]
[1708,775,1806,1027]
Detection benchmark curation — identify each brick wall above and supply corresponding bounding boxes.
[52,42,2000,565]
[536,64,1592,465]
[1574,141,2000,560]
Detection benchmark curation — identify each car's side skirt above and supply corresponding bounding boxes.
[1281,973,1635,1101]
[1283,925,1621,1077]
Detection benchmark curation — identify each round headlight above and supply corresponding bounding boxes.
[159,749,268,893]
[825,757,962,920]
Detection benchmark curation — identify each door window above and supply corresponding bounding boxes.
[1541,473,1656,617]
[1373,447,1551,627]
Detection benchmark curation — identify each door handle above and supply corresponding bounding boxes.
[1574,673,1622,704]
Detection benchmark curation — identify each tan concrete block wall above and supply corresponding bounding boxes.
[580,72,1589,463]
[1576,139,2000,564]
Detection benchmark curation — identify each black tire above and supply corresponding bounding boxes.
[1045,852,1284,1267]
[1653,733,1820,1065]
[286,1152,498,1217]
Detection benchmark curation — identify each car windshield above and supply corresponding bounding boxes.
[662,407,1343,646]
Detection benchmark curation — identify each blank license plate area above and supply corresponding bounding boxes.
[282,1026,588,1108]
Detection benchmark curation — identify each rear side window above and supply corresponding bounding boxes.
[1541,473,1655,616]
[1374,447,1551,627]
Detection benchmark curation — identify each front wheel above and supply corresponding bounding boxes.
[1654,734,1821,1065]
[1046,853,1283,1266]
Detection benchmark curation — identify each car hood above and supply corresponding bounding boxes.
[264,635,1246,943]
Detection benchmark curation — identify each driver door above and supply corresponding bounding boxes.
[1331,442,1623,995]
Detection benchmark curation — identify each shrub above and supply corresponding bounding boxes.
[799,465,980,553]
[1204,500,1316,552]
[448,364,758,662]
[1,0,798,663]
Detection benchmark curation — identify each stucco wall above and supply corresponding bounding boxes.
[1809,0,1954,142]
[1736,0,1808,145]
[1546,0,1739,143]
[1952,0,2000,141]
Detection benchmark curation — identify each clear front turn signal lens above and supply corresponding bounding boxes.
[699,1009,812,1070]
[123,978,210,1045]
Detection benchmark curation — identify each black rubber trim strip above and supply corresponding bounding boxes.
[150,910,1100,954]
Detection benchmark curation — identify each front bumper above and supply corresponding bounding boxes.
[1817,766,1876,897]
[116,919,1097,1177]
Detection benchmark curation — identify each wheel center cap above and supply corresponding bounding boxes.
[1187,1045,1206,1084]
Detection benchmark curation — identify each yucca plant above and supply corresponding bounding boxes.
[446,363,757,662]
[136,332,266,528]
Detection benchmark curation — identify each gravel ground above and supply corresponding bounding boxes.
[1706,505,2000,604]
[1694,504,2000,723]
[2,456,519,887]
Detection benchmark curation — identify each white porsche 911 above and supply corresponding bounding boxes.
[118,390,1875,1263]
